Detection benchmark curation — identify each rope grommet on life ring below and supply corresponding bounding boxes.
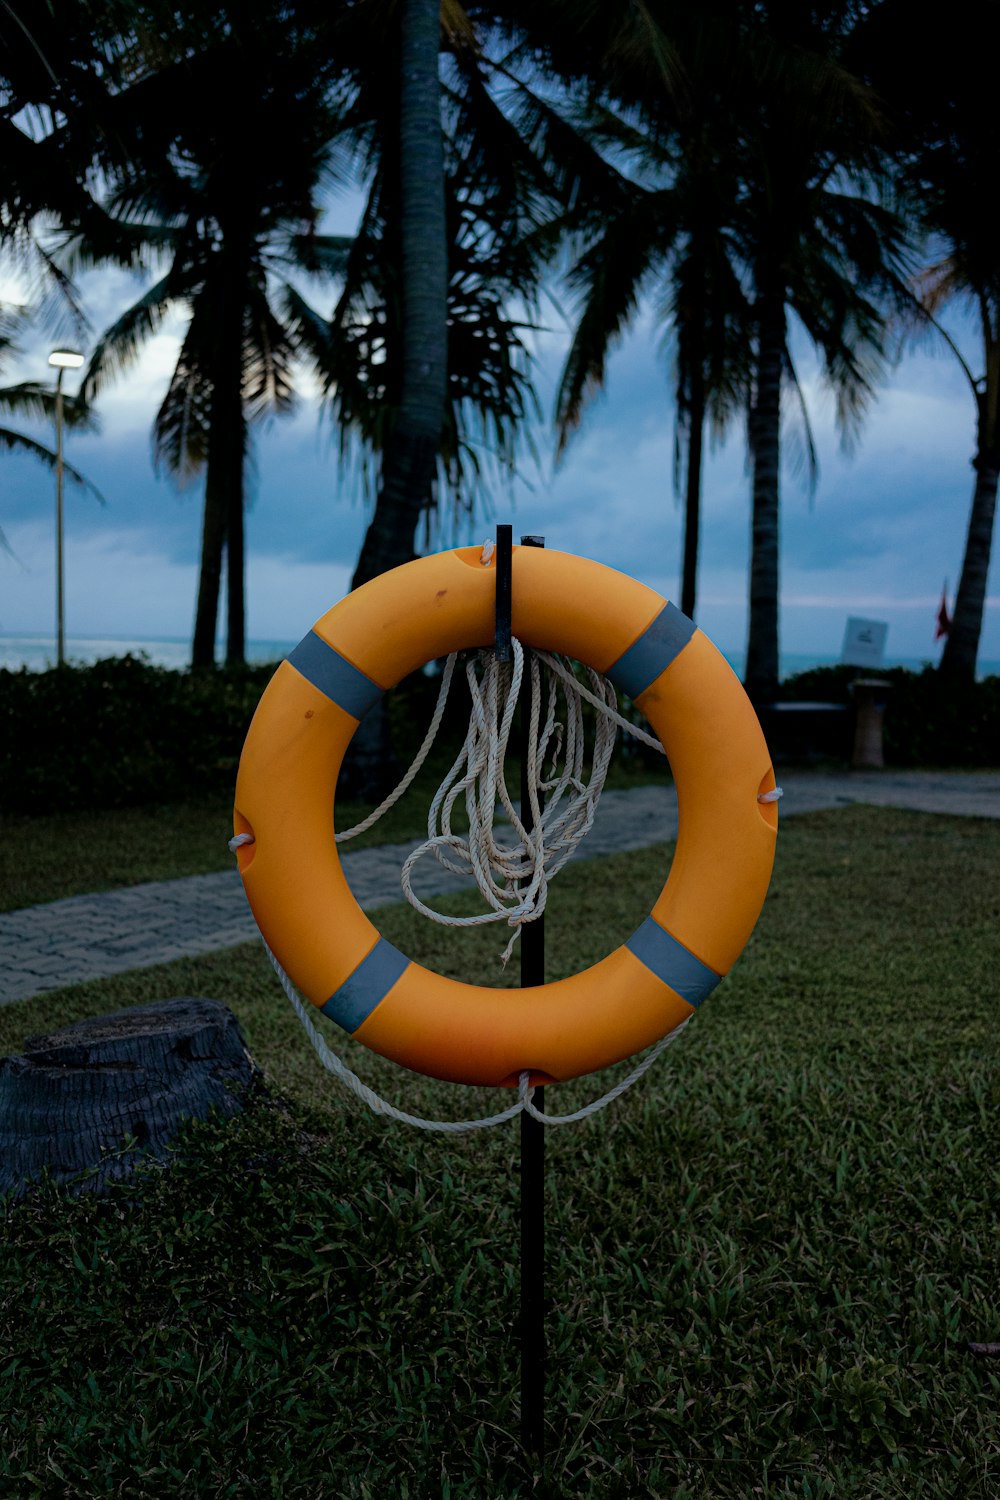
[234,545,777,1088]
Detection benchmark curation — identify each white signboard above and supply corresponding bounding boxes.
[841,617,888,670]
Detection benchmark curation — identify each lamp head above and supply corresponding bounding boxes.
[48,350,85,369]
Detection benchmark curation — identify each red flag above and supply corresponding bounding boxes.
[935,584,952,640]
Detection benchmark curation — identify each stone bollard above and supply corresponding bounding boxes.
[849,678,892,769]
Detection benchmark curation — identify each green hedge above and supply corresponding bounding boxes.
[2,656,997,816]
[0,654,457,816]
[0,656,280,815]
[780,664,1000,767]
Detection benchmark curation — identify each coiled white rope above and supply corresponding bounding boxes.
[399,638,636,963]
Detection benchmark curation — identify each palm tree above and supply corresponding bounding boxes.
[77,4,350,667]
[542,4,901,675]
[349,0,448,589]
[315,0,584,589]
[286,0,547,794]
[927,292,999,685]
[528,2,911,703]
[862,0,1000,683]
[714,2,911,705]
[906,261,999,684]
[285,42,543,571]
[550,98,749,622]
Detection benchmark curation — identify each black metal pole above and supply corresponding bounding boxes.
[495,525,512,664]
[516,533,545,1461]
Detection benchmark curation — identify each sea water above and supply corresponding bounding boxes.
[0,633,996,680]
[0,635,296,672]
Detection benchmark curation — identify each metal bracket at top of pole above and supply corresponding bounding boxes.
[495,524,512,663]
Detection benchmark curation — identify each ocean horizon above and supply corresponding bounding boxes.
[3,631,994,681]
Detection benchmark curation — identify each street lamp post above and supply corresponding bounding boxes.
[48,349,85,667]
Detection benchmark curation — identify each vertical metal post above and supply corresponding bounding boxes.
[495,525,512,664]
[517,533,545,1460]
[54,367,66,668]
[495,527,548,1459]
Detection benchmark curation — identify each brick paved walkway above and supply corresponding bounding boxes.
[2,770,998,1005]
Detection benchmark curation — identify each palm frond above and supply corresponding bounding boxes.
[779,350,819,498]
[0,426,105,501]
[58,212,174,277]
[279,232,355,281]
[280,285,337,374]
[627,0,688,102]
[555,190,670,449]
[915,257,968,318]
[0,382,99,431]
[242,277,297,425]
[151,336,213,485]
[82,273,176,400]
[488,64,634,231]
[788,232,895,451]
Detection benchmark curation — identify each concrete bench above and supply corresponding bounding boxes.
[758,700,852,764]
[759,680,891,767]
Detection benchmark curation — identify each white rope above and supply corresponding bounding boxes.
[333,653,460,843]
[261,936,689,1131]
[266,942,524,1131]
[517,1018,691,1122]
[534,649,664,754]
[398,637,625,962]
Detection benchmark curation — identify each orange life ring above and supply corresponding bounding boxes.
[234,545,777,1087]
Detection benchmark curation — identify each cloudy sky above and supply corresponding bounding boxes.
[2,255,996,673]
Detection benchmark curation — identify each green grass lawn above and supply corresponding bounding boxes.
[1,806,998,1497]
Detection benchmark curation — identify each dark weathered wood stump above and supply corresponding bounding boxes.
[0,997,257,1200]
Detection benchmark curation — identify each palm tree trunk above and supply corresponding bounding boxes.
[224,375,247,665]
[191,262,247,670]
[191,480,226,670]
[744,283,785,706]
[223,253,248,667]
[344,0,447,799]
[679,249,708,621]
[352,430,439,586]
[680,355,705,620]
[940,389,999,683]
[351,0,447,590]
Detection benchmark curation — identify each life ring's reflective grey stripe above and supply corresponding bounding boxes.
[322,938,409,1032]
[606,602,696,700]
[625,916,721,1008]
[287,631,383,720]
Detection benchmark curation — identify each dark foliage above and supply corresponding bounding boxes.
[3,656,996,820]
[0,655,466,815]
[781,665,1000,768]
[0,656,277,815]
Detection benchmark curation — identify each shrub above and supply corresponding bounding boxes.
[0,655,478,816]
[0,656,278,815]
[3,655,996,817]
[780,664,1000,767]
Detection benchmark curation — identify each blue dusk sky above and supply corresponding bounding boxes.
[1,255,996,670]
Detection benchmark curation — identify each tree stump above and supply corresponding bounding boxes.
[0,997,257,1200]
